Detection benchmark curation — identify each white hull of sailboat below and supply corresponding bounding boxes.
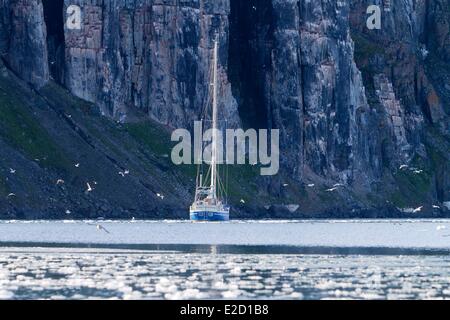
[190,205,230,221]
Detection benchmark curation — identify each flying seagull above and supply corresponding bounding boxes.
[56,179,65,185]
[86,222,110,234]
[85,182,94,193]
[156,193,164,200]
[9,168,16,174]
[7,193,16,198]
[96,224,110,234]
[413,206,423,213]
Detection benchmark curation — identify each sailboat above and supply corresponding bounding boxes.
[189,37,230,222]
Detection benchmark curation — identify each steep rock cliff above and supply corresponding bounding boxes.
[0,0,49,87]
[63,0,239,128]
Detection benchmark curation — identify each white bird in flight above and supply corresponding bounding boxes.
[307,184,315,188]
[86,222,110,234]
[156,193,164,200]
[85,183,94,193]
[56,179,65,185]
[240,199,246,204]
[413,206,423,213]
[9,168,16,174]
[96,224,110,234]
[7,193,16,198]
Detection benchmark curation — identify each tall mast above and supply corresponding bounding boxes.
[210,37,219,199]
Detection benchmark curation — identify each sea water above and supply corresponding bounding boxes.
[0,219,450,300]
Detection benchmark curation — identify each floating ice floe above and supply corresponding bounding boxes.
[0,290,14,299]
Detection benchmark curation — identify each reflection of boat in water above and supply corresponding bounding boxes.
[190,37,230,222]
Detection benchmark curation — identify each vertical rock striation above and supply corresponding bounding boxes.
[298,0,376,185]
[63,0,238,127]
[0,0,49,88]
[228,0,378,185]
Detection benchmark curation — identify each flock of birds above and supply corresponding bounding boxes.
[2,161,441,221]
[4,161,166,220]
[4,162,152,235]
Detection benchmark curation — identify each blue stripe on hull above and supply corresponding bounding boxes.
[190,211,230,221]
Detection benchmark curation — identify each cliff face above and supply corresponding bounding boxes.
[0,0,449,218]
[349,0,449,205]
[0,0,49,87]
[227,0,378,185]
[62,0,239,128]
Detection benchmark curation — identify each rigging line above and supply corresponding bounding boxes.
[219,167,227,201]
[196,158,201,187]
[225,119,229,204]
[200,56,215,120]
